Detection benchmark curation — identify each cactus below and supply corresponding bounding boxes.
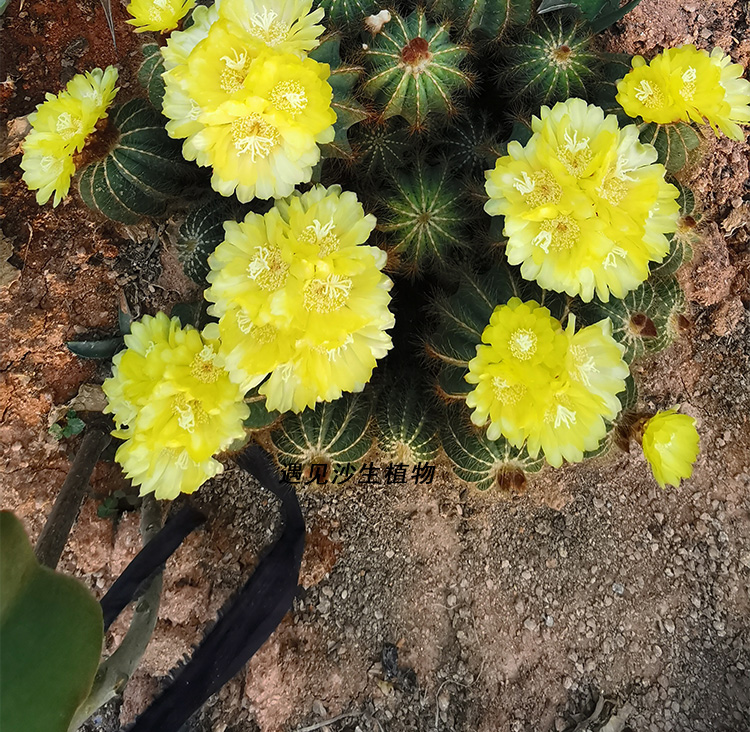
[361,10,472,128]
[348,118,412,177]
[649,181,698,280]
[176,198,250,285]
[377,160,470,276]
[77,99,203,224]
[440,403,544,491]
[270,393,373,479]
[437,112,502,173]
[429,0,533,39]
[639,121,702,173]
[499,13,600,107]
[244,386,281,431]
[138,43,166,111]
[310,35,367,160]
[374,376,440,464]
[314,0,380,29]
[571,276,686,363]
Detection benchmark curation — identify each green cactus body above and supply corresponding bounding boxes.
[315,0,380,29]
[427,266,566,398]
[270,393,373,481]
[649,181,698,279]
[349,118,412,177]
[177,199,248,285]
[244,386,281,431]
[441,402,544,491]
[361,10,472,128]
[378,161,468,276]
[572,277,686,363]
[77,99,202,224]
[639,121,701,174]
[500,14,600,107]
[138,43,166,111]
[375,377,440,464]
[310,35,367,160]
[429,0,533,39]
[438,113,502,173]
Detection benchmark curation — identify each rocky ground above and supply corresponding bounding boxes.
[1,0,749,731]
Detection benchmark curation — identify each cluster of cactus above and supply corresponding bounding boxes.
[70,0,711,492]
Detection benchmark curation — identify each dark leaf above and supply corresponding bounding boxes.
[67,338,124,360]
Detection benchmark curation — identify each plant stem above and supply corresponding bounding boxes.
[35,425,111,570]
[69,494,163,731]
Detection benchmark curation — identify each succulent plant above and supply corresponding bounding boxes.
[361,9,472,128]
[138,43,166,111]
[374,375,440,464]
[270,393,373,479]
[440,402,544,491]
[499,13,600,107]
[315,0,380,29]
[377,160,471,276]
[429,0,533,39]
[348,118,412,177]
[77,99,203,224]
[176,198,249,285]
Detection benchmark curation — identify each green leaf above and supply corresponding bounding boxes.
[66,337,124,360]
[0,512,103,732]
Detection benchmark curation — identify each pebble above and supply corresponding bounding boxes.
[612,582,625,595]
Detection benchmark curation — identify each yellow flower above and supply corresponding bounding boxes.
[162,15,335,201]
[127,0,195,33]
[103,313,249,498]
[641,409,699,488]
[484,98,680,302]
[115,436,224,501]
[616,45,750,140]
[20,67,119,206]
[218,0,325,57]
[205,185,394,412]
[465,298,628,467]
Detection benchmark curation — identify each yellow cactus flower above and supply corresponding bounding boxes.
[485,98,680,302]
[20,67,119,206]
[127,0,195,33]
[465,298,628,467]
[219,0,325,57]
[115,436,224,501]
[205,185,394,412]
[641,409,700,488]
[616,45,750,140]
[162,2,219,72]
[103,313,249,498]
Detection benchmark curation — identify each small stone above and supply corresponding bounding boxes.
[312,700,327,717]
[664,618,675,634]
[524,618,537,632]
[612,582,625,596]
[447,594,457,608]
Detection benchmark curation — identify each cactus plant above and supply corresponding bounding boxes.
[270,393,373,479]
[348,118,412,177]
[138,43,166,110]
[315,0,380,29]
[176,198,250,285]
[499,13,600,107]
[377,160,471,276]
[571,276,686,363]
[639,121,702,174]
[374,375,440,464]
[361,10,473,128]
[429,0,533,39]
[77,99,203,224]
[440,402,544,491]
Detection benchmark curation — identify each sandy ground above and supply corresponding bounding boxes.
[1,0,749,731]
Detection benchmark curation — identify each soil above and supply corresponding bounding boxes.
[1,1,749,732]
